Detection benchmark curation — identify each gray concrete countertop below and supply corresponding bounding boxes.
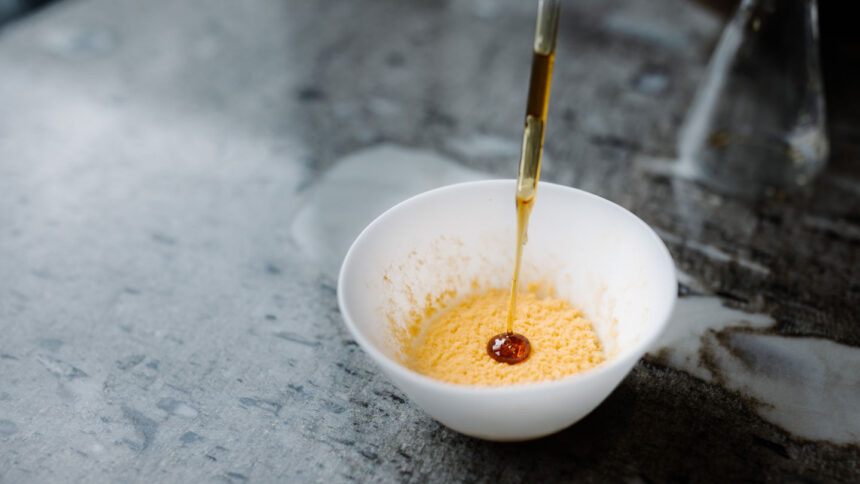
[1,0,858,482]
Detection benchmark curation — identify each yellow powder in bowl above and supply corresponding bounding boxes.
[403,288,605,386]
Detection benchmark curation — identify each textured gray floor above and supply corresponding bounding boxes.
[1,0,858,482]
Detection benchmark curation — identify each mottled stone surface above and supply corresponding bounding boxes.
[0,0,858,482]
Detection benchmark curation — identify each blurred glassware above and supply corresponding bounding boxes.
[0,0,56,26]
[677,0,828,196]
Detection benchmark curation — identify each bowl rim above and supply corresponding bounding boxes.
[337,179,677,396]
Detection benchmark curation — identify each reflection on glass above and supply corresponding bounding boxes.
[677,0,828,196]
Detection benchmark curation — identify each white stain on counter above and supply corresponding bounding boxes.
[653,289,860,444]
[291,144,488,278]
[655,228,770,275]
[803,214,860,242]
[713,332,860,444]
[650,296,773,382]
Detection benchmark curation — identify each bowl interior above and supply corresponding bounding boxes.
[339,180,675,379]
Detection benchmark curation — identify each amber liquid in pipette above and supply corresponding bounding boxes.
[525,51,554,125]
[487,51,555,365]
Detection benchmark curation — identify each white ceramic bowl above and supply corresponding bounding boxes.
[337,180,676,441]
